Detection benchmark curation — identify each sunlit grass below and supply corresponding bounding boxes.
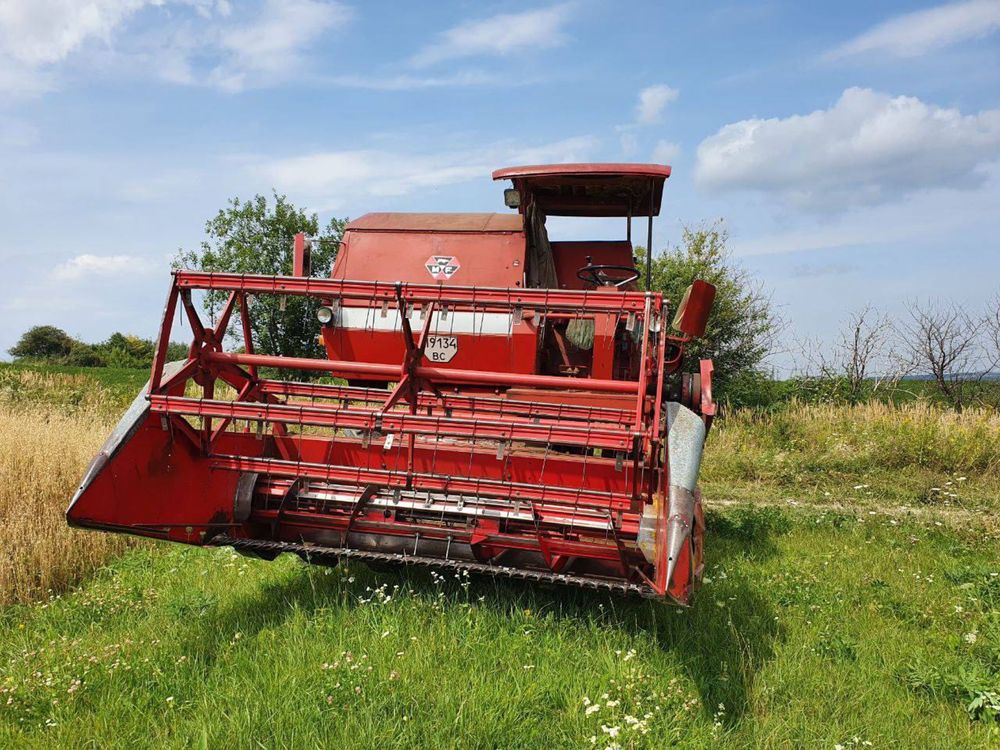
[0,511,996,748]
[704,400,1000,511]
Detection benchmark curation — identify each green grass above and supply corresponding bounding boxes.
[0,363,148,415]
[703,400,1000,512]
[1,508,997,749]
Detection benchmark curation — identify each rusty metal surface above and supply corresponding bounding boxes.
[492,163,671,217]
[346,212,523,233]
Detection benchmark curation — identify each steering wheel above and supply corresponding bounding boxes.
[576,256,641,288]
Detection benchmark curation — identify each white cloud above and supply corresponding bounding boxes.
[729,162,1000,257]
[651,140,680,164]
[251,135,598,211]
[208,0,352,91]
[52,254,158,281]
[0,0,157,93]
[411,4,575,67]
[827,0,1000,59]
[0,0,150,66]
[694,87,1000,211]
[0,0,350,94]
[636,84,678,125]
[614,84,679,158]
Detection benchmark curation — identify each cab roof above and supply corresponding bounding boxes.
[492,163,671,217]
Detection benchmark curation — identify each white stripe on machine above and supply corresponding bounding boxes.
[333,306,517,336]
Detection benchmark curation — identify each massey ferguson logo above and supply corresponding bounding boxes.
[425,255,460,280]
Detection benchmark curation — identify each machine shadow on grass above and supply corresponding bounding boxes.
[185,506,786,726]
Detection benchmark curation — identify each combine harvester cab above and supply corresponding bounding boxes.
[67,163,717,604]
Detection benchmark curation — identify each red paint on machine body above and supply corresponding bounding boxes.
[68,164,715,603]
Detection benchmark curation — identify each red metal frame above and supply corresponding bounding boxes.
[68,268,696,601]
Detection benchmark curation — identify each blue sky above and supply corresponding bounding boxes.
[1,0,998,370]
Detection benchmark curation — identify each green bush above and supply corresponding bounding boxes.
[63,344,107,367]
[7,326,77,360]
[8,326,188,369]
[639,221,778,394]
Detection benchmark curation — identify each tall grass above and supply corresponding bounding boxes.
[0,365,146,415]
[0,369,139,605]
[704,400,1000,507]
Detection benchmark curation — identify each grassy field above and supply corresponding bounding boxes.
[705,400,1000,512]
[1,511,997,748]
[0,363,997,748]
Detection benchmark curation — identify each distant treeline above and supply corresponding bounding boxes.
[7,325,188,369]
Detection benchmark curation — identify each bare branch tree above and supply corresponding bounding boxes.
[984,294,1000,371]
[899,299,984,410]
[835,305,902,400]
[978,294,1000,408]
[791,306,907,403]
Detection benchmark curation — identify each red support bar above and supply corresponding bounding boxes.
[149,395,639,451]
[215,291,238,337]
[149,284,180,392]
[203,350,640,394]
[237,292,257,379]
[257,380,635,426]
[179,289,206,342]
[174,270,652,314]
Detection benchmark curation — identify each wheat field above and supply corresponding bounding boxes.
[0,370,138,606]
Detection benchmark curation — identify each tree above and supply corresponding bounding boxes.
[639,220,779,394]
[174,192,346,361]
[985,294,1000,373]
[96,332,153,368]
[899,299,985,410]
[8,326,77,360]
[797,306,908,403]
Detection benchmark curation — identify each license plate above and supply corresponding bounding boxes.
[424,335,459,363]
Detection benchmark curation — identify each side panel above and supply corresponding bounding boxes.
[322,306,539,376]
[333,229,525,287]
[67,408,265,543]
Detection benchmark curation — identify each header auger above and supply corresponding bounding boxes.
[67,163,716,604]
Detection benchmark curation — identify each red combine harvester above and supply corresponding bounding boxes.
[67,163,716,604]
